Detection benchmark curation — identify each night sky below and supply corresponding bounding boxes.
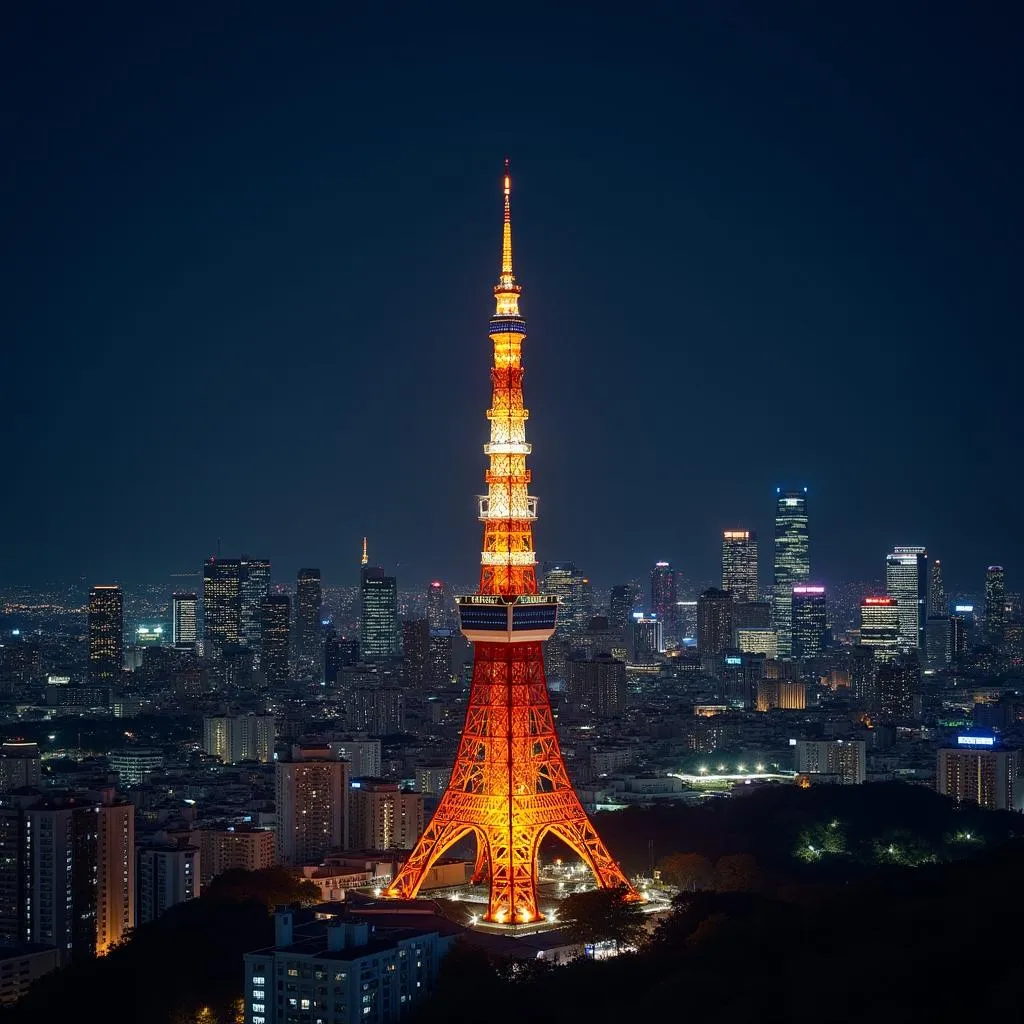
[4,3,1021,595]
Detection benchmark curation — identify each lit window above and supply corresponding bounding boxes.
[252,1004,265,1013]
[301,999,311,1010]
[253,990,265,1000]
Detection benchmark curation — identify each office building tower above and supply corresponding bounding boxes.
[543,562,591,641]
[877,656,919,722]
[203,558,242,659]
[244,910,453,1024]
[985,565,1006,647]
[426,581,452,631]
[928,558,946,617]
[937,738,1018,811]
[885,546,928,651]
[327,739,382,778]
[794,739,866,784]
[650,561,679,645]
[567,655,628,717]
[609,584,638,633]
[0,742,42,792]
[349,779,424,852]
[261,595,291,685]
[295,569,323,678]
[171,592,198,649]
[275,744,349,866]
[203,713,275,764]
[860,597,901,662]
[697,588,734,659]
[736,628,778,659]
[631,614,663,663]
[88,585,123,683]
[849,645,878,712]
[196,826,276,888]
[949,614,969,665]
[580,615,627,661]
[427,629,454,686]
[791,585,827,659]
[401,619,430,688]
[107,747,163,787]
[349,685,405,736]
[925,616,951,671]
[722,530,758,601]
[756,678,806,712]
[772,488,810,657]
[324,633,359,685]
[137,839,199,924]
[239,558,271,652]
[360,559,399,659]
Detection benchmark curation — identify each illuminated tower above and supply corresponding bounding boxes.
[385,163,635,924]
[772,488,809,656]
[88,584,124,684]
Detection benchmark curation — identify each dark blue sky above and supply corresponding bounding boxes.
[3,2,1020,595]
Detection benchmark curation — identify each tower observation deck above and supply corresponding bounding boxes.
[384,162,637,924]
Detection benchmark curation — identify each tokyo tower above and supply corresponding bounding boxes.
[385,162,636,924]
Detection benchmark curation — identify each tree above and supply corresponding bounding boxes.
[713,854,760,892]
[657,852,714,891]
[560,886,645,949]
[203,866,321,908]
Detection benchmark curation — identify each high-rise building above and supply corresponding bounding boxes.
[275,744,349,866]
[196,826,275,888]
[324,632,360,685]
[877,656,919,723]
[327,738,382,778]
[360,558,399,659]
[107,747,163,787]
[203,558,242,659]
[566,655,628,717]
[543,562,591,641]
[401,619,430,688]
[650,562,679,645]
[427,629,454,686]
[239,558,271,652]
[137,838,199,924]
[794,739,866,784]
[791,584,827,659]
[171,592,198,649]
[0,742,42,792]
[631,614,664,662]
[849,645,878,712]
[950,614,969,665]
[860,597,901,662]
[349,685,405,736]
[885,546,928,652]
[88,585,123,683]
[349,779,424,852]
[609,584,638,633]
[928,559,946,617]
[736,628,778,659]
[261,595,291,685]
[722,530,758,601]
[203,713,275,764]
[925,616,951,671]
[12,789,135,963]
[697,588,734,659]
[985,565,1006,647]
[426,581,452,631]
[295,569,323,678]
[937,737,1018,811]
[772,488,810,657]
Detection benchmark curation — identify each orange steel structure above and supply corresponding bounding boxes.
[385,162,636,924]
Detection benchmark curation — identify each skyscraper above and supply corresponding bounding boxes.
[202,558,242,659]
[928,558,946,617]
[360,557,399,659]
[239,557,271,651]
[772,488,809,657]
[697,588,734,659]
[171,592,198,649]
[791,584,827,659]
[426,580,452,631]
[859,597,901,663]
[349,780,424,852]
[650,561,679,645]
[985,565,1006,647]
[631,613,664,662]
[543,562,591,641]
[608,584,638,633]
[401,618,430,688]
[885,546,928,651]
[88,585,123,683]
[722,530,758,601]
[295,568,323,677]
[260,595,291,685]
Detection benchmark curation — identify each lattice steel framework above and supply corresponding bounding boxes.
[385,162,636,924]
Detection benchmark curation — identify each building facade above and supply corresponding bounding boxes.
[275,745,349,865]
[722,530,758,602]
[772,488,810,657]
[794,739,866,784]
[349,779,424,852]
[261,595,291,685]
[937,738,1018,810]
[295,569,323,679]
[885,546,928,652]
[791,585,827,659]
[172,592,198,649]
[88,585,124,683]
[859,596,901,663]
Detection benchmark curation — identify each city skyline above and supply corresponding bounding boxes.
[4,6,1020,593]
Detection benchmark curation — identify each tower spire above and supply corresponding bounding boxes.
[361,537,368,567]
[494,158,522,316]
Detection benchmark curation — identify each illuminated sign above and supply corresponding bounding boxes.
[724,656,742,665]
[793,586,824,595]
[954,605,974,613]
[957,736,994,747]
[863,597,896,605]
[723,530,750,540]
